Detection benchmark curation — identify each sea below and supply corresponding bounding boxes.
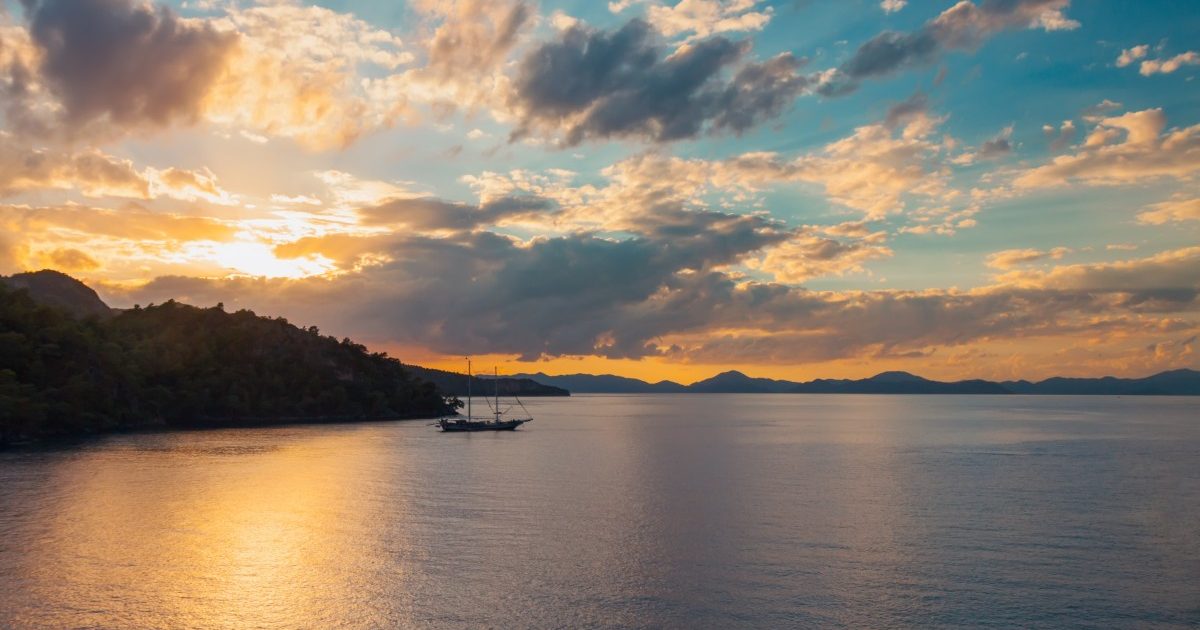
[1,394,1197,629]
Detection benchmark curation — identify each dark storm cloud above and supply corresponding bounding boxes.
[828,0,1074,95]
[710,52,809,134]
[843,30,939,79]
[977,136,1012,159]
[358,196,554,231]
[114,239,1200,365]
[0,24,46,136]
[131,206,794,360]
[20,0,236,132]
[108,186,1200,366]
[510,19,809,145]
[803,238,860,261]
[884,92,928,128]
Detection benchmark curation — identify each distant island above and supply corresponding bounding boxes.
[0,270,561,447]
[510,366,1200,396]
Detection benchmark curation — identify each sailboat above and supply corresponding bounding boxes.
[437,359,532,432]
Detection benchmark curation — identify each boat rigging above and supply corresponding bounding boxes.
[437,359,532,432]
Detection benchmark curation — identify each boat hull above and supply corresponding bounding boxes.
[438,418,529,432]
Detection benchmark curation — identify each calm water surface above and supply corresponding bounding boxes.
[1,395,1198,628]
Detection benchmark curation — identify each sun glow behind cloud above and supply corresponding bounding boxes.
[199,241,336,279]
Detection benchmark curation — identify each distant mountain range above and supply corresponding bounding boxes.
[510,372,688,393]
[513,369,1200,396]
[405,366,567,397]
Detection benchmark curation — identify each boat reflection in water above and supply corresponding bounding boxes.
[438,360,532,432]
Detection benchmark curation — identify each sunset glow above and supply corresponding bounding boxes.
[1,0,1197,382]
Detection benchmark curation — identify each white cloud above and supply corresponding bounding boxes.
[204,3,416,150]
[1116,44,1148,67]
[638,0,774,39]
[1117,44,1200,76]
[1139,51,1200,76]
[1015,108,1200,188]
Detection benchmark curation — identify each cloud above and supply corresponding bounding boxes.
[203,2,417,149]
[881,0,907,13]
[1082,98,1122,119]
[1,204,236,243]
[0,135,149,197]
[18,0,236,137]
[1115,44,1148,67]
[1014,108,1200,188]
[508,19,809,145]
[315,170,422,208]
[43,247,99,271]
[883,91,928,128]
[637,0,774,39]
[418,0,530,77]
[747,229,893,283]
[2,1,1195,379]
[1137,51,1199,76]
[146,166,235,204]
[994,246,1200,298]
[1146,335,1195,364]
[471,104,964,228]
[825,0,1078,95]
[782,109,956,218]
[985,246,1069,270]
[0,134,235,203]
[106,244,1199,371]
[4,0,424,148]
[0,200,342,279]
[977,133,1013,159]
[0,230,20,275]
[220,218,792,359]
[394,0,532,114]
[0,94,969,293]
[1138,196,1200,225]
[1116,44,1199,75]
[0,19,48,136]
[1042,120,1076,151]
[270,194,322,207]
[357,195,554,232]
[672,247,1200,365]
[955,125,1014,163]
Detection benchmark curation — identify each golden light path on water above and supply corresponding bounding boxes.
[14,429,419,628]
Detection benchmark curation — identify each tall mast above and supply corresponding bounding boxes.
[495,366,500,419]
[466,358,472,420]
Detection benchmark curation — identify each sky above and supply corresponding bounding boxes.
[1,0,1198,383]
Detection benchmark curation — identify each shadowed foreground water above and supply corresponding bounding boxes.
[1,395,1198,628]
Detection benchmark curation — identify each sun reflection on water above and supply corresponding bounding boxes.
[16,428,412,629]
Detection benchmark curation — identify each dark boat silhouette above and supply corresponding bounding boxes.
[438,360,532,432]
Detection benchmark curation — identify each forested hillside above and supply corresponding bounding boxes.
[0,280,456,445]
